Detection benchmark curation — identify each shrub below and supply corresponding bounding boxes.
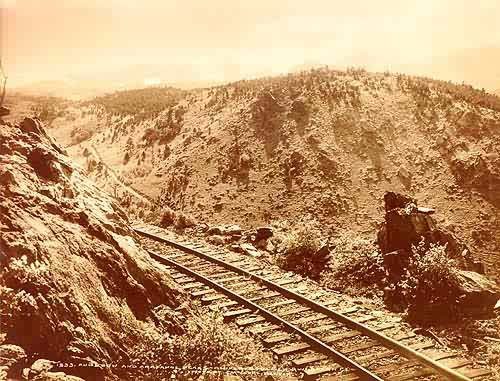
[327,235,385,291]
[403,242,462,322]
[276,221,329,280]
[160,208,176,227]
[142,128,160,145]
[250,89,284,132]
[159,208,196,229]
[290,97,310,125]
[174,211,197,229]
[124,311,275,380]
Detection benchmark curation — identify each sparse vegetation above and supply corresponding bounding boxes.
[397,74,500,113]
[125,311,276,380]
[402,243,463,322]
[27,96,69,125]
[325,235,385,295]
[160,207,197,230]
[59,67,500,292]
[323,234,478,324]
[87,87,185,122]
[275,220,329,280]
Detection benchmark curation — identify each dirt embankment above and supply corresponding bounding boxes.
[0,117,185,380]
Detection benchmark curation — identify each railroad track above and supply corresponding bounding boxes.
[134,225,492,381]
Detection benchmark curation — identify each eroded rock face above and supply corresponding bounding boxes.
[0,118,185,379]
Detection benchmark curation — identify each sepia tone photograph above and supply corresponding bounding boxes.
[0,1,499,380]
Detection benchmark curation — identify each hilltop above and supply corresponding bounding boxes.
[40,68,500,280]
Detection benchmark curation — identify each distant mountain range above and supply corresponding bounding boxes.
[12,77,224,101]
[11,47,500,100]
[12,63,229,100]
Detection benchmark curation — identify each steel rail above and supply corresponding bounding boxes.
[146,248,384,381]
[135,227,472,381]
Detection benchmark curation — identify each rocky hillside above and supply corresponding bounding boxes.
[46,68,500,279]
[0,117,185,380]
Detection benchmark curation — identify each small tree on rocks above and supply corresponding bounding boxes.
[0,59,8,114]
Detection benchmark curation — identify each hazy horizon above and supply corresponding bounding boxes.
[1,0,500,93]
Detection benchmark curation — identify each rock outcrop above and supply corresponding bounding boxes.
[0,105,10,117]
[378,192,499,320]
[0,344,27,378]
[378,191,482,272]
[0,118,185,379]
[254,226,273,241]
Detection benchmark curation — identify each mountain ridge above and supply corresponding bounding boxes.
[44,68,500,279]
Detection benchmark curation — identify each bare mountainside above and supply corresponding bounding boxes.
[47,68,500,279]
[0,117,186,380]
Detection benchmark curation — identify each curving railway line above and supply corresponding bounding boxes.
[134,225,492,381]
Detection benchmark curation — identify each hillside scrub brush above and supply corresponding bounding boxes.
[160,208,176,227]
[174,211,197,229]
[326,235,385,291]
[275,219,329,280]
[124,311,276,380]
[402,242,462,322]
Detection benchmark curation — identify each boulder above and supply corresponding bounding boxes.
[207,235,227,246]
[417,207,435,215]
[240,243,261,258]
[255,238,271,251]
[456,270,500,315]
[206,224,242,237]
[224,224,242,236]
[383,191,416,212]
[30,359,55,375]
[0,344,27,368]
[379,202,435,253]
[407,269,500,322]
[382,249,410,278]
[0,344,27,377]
[0,105,10,117]
[255,226,273,241]
[206,226,223,235]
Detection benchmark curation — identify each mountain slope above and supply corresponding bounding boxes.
[48,68,500,279]
[0,117,185,379]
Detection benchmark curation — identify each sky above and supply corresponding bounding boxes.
[1,0,500,90]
